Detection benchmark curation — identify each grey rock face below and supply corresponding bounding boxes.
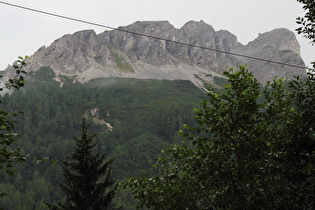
[235,28,305,83]
[5,21,306,87]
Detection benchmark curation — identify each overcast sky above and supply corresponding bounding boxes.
[0,0,314,70]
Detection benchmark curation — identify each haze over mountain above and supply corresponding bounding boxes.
[4,20,306,88]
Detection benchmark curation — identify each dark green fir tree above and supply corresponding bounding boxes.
[47,119,117,210]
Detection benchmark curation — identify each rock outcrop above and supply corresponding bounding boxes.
[4,21,306,88]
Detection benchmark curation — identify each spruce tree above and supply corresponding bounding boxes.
[47,119,117,210]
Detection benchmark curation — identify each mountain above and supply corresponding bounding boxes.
[4,20,306,87]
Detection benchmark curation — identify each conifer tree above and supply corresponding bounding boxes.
[47,119,117,210]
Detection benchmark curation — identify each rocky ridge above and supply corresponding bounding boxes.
[4,20,306,88]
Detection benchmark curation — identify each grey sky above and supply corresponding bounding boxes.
[0,0,314,70]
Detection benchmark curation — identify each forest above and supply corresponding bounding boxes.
[0,66,207,209]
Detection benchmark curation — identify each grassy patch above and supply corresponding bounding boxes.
[110,48,134,72]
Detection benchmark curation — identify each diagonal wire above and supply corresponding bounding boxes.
[0,1,313,71]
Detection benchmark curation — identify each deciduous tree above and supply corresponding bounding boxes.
[128,66,315,209]
[296,0,315,45]
[0,56,28,197]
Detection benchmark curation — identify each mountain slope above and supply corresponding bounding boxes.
[0,70,206,208]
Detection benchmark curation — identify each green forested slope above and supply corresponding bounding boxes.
[0,67,205,209]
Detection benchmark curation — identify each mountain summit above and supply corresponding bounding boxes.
[5,21,306,88]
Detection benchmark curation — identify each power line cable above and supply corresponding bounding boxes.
[0,1,313,71]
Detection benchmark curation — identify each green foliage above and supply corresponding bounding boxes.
[113,133,169,179]
[0,56,28,197]
[127,66,315,209]
[0,56,28,91]
[296,0,315,68]
[47,119,117,209]
[296,0,315,45]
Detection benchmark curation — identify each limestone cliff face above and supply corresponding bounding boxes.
[234,28,304,83]
[5,21,306,87]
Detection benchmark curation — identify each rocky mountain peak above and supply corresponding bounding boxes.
[180,20,215,34]
[125,21,175,35]
[3,21,306,88]
[248,28,301,55]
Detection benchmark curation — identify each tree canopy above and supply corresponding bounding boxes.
[296,0,315,45]
[0,56,28,197]
[127,66,315,209]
